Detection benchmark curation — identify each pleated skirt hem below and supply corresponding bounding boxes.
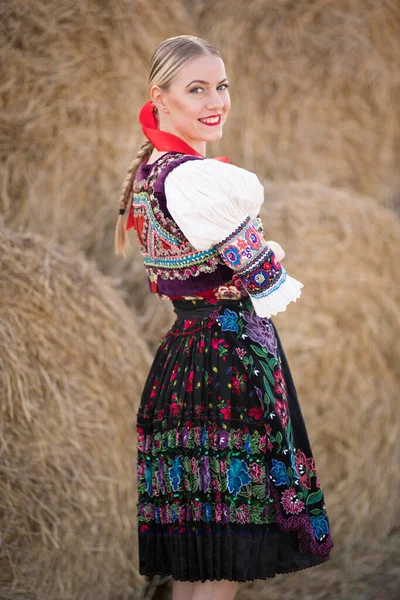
[139,557,330,584]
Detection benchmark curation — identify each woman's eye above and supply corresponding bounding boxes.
[190,84,230,94]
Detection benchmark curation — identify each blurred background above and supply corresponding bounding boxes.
[1,1,399,598]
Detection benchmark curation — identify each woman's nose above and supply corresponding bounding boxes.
[206,89,224,110]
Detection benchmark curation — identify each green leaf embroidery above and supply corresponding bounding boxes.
[306,489,323,505]
[238,483,251,497]
[249,505,264,524]
[252,484,266,499]
[263,376,276,405]
[250,344,267,359]
[219,475,228,493]
[183,457,192,473]
[191,474,199,493]
[210,456,220,474]
[261,360,276,386]
[250,441,260,454]
[168,430,176,448]
[251,432,260,444]
[267,357,279,370]
[286,420,293,445]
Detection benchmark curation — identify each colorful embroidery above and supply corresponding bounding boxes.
[137,419,277,526]
[133,153,272,301]
[132,154,222,282]
[136,298,333,558]
[215,217,286,299]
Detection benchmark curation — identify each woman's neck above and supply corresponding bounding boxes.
[147,143,206,164]
[147,149,170,163]
[153,123,206,156]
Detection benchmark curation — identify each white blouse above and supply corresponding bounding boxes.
[164,159,303,318]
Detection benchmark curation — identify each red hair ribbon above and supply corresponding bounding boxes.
[125,101,230,230]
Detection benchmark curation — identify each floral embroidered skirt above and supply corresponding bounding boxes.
[136,297,334,582]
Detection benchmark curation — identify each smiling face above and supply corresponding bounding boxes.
[149,53,231,155]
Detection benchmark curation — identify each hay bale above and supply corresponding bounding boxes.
[124,242,177,352]
[0,0,190,340]
[234,182,400,599]
[0,220,153,599]
[194,0,400,206]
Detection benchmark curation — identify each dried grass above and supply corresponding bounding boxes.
[194,0,400,206]
[0,0,191,345]
[0,220,153,599]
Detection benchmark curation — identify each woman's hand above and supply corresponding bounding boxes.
[266,240,285,262]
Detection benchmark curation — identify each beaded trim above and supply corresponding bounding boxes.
[214,215,252,249]
[133,191,216,270]
[132,153,222,282]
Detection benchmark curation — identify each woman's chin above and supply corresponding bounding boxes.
[204,129,223,142]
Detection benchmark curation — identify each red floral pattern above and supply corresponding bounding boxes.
[137,297,333,570]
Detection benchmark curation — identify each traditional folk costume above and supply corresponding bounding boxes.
[131,102,334,582]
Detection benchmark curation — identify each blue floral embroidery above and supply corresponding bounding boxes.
[203,502,213,522]
[145,462,153,497]
[171,505,178,522]
[310,515,330,541]
[251,268,269,285]
[219,308,239,333]
[221,246,241,268]
[244,435,251,453]
[227,458,252,495]
[270,459,290,486]
[201,427,207,446]
[169,456,183,491]
[291,453,300,480]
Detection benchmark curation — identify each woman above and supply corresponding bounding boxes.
[115,35,333,600]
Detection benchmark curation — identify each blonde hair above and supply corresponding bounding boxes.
[115,35,221,257]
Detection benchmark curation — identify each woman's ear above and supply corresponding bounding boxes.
[149,85,169,114]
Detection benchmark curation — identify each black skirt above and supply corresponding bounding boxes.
[136,297,334,582]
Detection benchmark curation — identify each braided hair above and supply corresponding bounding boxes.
[114,139,153,257]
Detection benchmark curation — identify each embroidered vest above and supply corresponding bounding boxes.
[132,152,235,297]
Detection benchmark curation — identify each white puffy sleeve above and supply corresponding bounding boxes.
[164,159,303,318]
